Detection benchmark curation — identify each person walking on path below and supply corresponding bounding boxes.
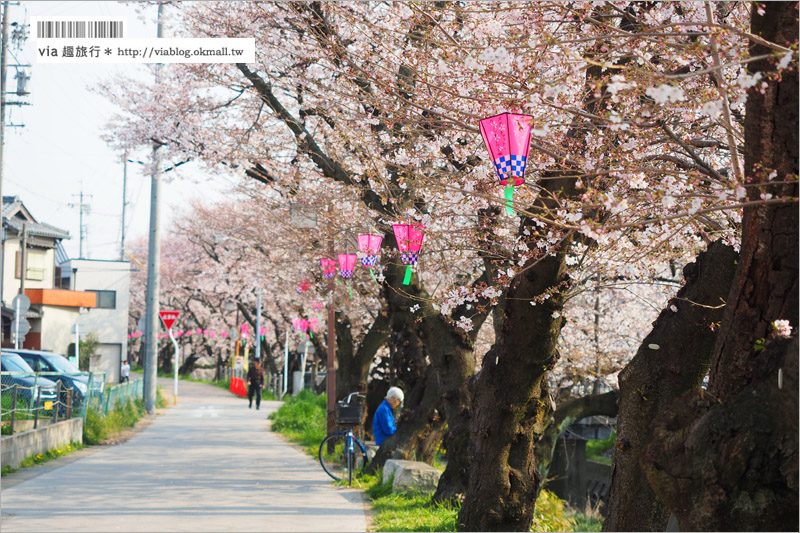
[247,359,265,410]
[120,360,130,383]
[373,386,403,446]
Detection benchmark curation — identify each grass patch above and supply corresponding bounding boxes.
[268,389,327,456]
[586,431,615,465]
[267,389,589,532]
[2,441,85,476]
[362,472,578,532]
[84,397,146,445]
[565,501,604,532]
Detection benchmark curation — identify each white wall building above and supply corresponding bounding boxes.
[61,259,131,383]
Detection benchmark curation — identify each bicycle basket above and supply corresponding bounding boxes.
[335,400,364,425]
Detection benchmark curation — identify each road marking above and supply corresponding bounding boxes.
[192,405,222,418]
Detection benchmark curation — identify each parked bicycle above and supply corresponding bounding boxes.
[318,392,368,486]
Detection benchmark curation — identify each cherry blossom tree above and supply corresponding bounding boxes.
[104,1,797,530]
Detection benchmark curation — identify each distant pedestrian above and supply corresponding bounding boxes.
[247,359,265,410]
[120,360,130,383]
[373,386,404,446]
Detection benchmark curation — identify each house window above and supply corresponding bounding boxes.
[88,290,116,309]
[15,250,46,281]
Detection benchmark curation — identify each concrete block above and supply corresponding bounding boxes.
[383,459,442,494]
[1,418,83,471]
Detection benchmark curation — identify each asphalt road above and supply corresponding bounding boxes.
[0,377,367,532]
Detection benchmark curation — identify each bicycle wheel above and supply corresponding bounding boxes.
[319,432,348,481]
[319,432,368,482]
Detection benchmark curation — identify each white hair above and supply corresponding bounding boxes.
[386,386,404,402]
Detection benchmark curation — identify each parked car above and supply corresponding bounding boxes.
[1,352,59,409]
[5,349,103,404]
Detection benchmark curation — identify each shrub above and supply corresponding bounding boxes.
[83,398,145,445]
[83,407,107,445]
[268,389,326,454]
[531,490,576,532]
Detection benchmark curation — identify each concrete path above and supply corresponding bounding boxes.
[0,377,367,532]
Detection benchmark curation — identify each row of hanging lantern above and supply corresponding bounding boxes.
[316,223,425,291]
[298,111,531,296]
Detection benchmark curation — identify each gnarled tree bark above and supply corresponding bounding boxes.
[640,3,798,530]
[604,241,738,531]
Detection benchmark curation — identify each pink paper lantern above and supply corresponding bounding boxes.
[357,234,383,267]
[203,329,209,336]
[210,332,216,338]
[479,112,534,216]
[392,223,425,266]
[478,112,533,187]
[297,278,312,294]
[338,254,358,279]
[196,328,202,335]
[221,331,228,338]
[312,301,323,310]
[320,258,337,279]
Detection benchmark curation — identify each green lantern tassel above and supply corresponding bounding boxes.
[348,280,354,299]
[369,267,379,284]
[309,330,313,339]
[505,184,515,216]
[335,279,342,285]
[403,265,413,285]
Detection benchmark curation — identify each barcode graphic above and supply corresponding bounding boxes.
[36,20,123,39]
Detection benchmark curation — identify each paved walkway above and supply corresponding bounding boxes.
[1,377,367,532]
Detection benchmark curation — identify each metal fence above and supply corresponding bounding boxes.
[85,378,143,416]
[0,371,129,435]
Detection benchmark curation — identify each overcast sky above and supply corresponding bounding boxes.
[4,1,231,261]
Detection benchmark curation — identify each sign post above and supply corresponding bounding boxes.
[159,310,181,406]
[12,294,31,350]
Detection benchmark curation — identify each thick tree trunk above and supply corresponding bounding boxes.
[457,175,577,531]
[604,241,738,531]
[335,311,390,401]
[641,4,798,530]
[643,337,798,531]
[368,366,447,469]
[378,259,478,502]
[708,2,799,403]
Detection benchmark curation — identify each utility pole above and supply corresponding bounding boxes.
[143,3,164,414]
[120,157,127,261]
[326,230,336,435]
[255,287,261,361]
[68,187,91,258]
[17,220,25,293]
[0,1,9,311]
[0,1,30,315]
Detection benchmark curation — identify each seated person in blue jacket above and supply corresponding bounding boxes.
[373,386,404,446]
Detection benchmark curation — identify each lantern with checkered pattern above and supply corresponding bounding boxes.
[357,234,383,267]
[392,222,425,285]
[479,112,533,215]
[296,278,312,294]
[338,254,358,279]
[320,258,337,279]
